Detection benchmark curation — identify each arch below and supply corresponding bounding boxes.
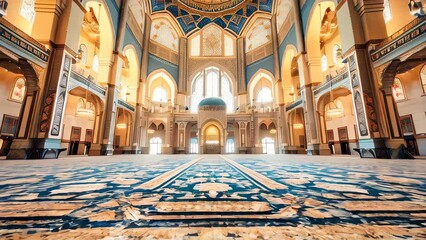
[200,119,225,147]
[122,45,140,104]
[188,62,237,91]
[9,77,26,103]
[240,12,273,37]
[150,12,185,37]
[305,1,338,83]
[243,16,272,53]
[84,1,115,84]
[150,14,184,51]
[281,44,298,103]
[189,66,235,113]
[147,69,178,104]
[247,69,275,103]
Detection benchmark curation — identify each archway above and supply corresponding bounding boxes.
[317,87,356,155]
[61,87,104,156]
[380,47,426,156]
[281,45,300,104]
[147,120,166,154]
[204,124,221,154]
[147,70,177,112]
[113,107,133,154]
[190,66,235,113]
[306,1,344,84]
[120,46,140,105]
[259,120,277,154]
[288,107,306,153]
[247,70,275,111]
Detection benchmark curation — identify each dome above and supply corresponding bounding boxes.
[198,97,226,107]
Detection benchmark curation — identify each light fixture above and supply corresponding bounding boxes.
[269,128,277,134]
[116,123,127,129]
[293,108,304,129]
[76,83,95,119]
[325,81,344,118]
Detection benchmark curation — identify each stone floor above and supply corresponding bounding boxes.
[0,154,425,239]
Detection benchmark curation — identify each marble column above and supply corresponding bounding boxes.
[99,0,130,155]
[236,38,247,94]
[132,14,151,154]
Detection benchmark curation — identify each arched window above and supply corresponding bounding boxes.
[226,138,235,153]
[149,137,162,155]
[383,0,392,23]
[79,44,88,65]
[261,137,275,154]
[321,55,328,72]
[9,78,26,102]
[152,87,168,102]
[332,45,342,65]
[256,87,273,103]
[392,78,406,101]
[92,54,99,72]
[190,138,198,154]
[421,64,426,93]
[190,67,234,113]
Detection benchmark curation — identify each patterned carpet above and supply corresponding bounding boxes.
[0,154,425,239]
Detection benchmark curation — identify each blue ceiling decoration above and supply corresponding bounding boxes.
[150,0,273,35]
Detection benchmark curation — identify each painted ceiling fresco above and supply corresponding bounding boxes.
[150,0,274,35]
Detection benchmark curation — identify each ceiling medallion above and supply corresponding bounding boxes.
[150,0,273,35]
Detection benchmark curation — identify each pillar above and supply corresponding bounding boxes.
[237,37,247,93]
[131,14,151,154]
[99,0,130,155]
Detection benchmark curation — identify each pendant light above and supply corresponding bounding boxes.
[293,108,304,129]
[325,81,344,118]
[76,82,95,119]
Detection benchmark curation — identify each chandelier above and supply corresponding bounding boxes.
[76,82,95,119]
[293,108,304,129]
[325,81,344,118]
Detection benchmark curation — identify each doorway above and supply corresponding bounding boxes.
[204,125,220,154]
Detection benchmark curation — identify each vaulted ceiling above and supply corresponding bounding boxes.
[149,0,273,35]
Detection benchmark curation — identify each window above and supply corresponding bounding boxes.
[10,78,26,103]
[226,138,235,153]
[79,44,88,65]
[421,64,426,93]
[261,137,275,154]
[190,67,234,113]
[383,0,392,23]
[332,45,342,65]
[392,78,406,101]
[321,55,328,72]
[149,137,162,154]
[20,0,35,23]
[190,138,198,154]
[92,55,99,72]
[152,87,168,102]
[256,87,273,103]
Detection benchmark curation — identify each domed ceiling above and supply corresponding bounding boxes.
[150,0,273,35]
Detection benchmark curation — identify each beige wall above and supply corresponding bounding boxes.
[62,94,95,142]
[396,64,426,134]
[0,69,24,129]
[3,0,34,35]
[325,95,357,141]
[386,0,416,36]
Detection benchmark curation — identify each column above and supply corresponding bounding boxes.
[8,0,83,159]
[178,37,188,93]
[236,37,247,93]
[291,0,326,155]
[132,14,151,154]
[99,0,130,155]
[340,0,391,154]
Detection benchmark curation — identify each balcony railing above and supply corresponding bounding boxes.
[285,98,303,112]
[70,70,106,96]
[313,68,349,96]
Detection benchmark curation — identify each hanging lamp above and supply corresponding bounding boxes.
[76,82,95,119]
[293,108,304,129]
[325,81,344,118]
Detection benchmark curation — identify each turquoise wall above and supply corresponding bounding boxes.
[123,25,143,60]
[278,25,298,67]
[147,54,179,84]
[105,0,120,44]
[245,55,275,84]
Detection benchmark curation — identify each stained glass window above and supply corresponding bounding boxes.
[392,78,406,101]
[10,78,26,103]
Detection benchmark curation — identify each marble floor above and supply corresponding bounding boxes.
[0,154,425,239]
